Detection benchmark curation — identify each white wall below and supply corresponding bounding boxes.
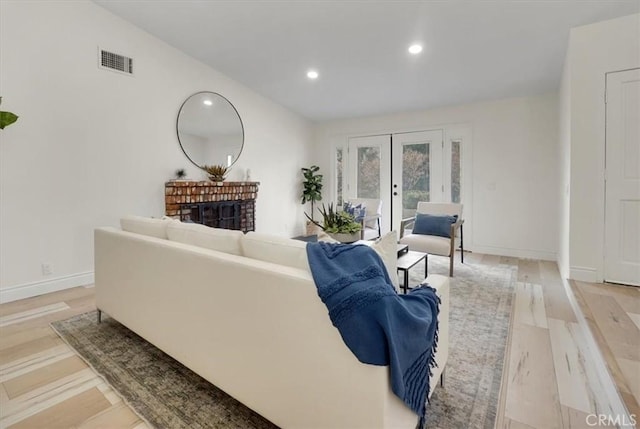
[0,0,313,302]
[563,13,640,282]
[314,93,559,261]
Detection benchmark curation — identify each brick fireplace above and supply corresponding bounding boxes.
[165,181,259,232]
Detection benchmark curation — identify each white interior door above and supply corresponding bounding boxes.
[391,130,444,230]
[605,68,640,286]
[347,135,391,233]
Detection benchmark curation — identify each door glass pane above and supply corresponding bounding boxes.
[402,143,429,218]
[336,147,343,206]
[357,146,380,199]
[451,141,461,203]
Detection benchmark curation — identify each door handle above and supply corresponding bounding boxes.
[393,192,398,196]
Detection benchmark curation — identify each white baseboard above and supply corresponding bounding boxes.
[569,266,598,283]
[0,272,94,304]
[470,244,556,261]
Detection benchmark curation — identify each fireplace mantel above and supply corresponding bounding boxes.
[165,181,259,232]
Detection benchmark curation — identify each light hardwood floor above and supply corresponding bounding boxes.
[0,256,634,428]
[570,280,640,422]
[0,286,150,429]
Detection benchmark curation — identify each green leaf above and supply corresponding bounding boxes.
[0,111,18,130]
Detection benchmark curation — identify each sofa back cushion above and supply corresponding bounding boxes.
[120,215,174,239]
[167,222,243,256]
[241,232,310,271]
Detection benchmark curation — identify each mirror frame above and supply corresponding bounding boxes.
[176,91,245,169]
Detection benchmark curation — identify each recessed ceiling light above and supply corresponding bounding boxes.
[408,44,423,55]
[203,99,213,106]
[307,70,319,79]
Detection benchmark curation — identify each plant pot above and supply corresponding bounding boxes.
[305,221,321,236]
[328,232,361,244]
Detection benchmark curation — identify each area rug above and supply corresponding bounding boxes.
[415,256,516,429]
[51,255,515,429]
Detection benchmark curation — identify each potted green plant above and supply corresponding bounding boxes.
[301,165,323,219]
[301,165,323,235]
[306,203,362,243]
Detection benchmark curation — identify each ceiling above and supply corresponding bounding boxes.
[94,1,639,122]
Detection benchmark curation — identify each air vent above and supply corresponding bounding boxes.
[98,48,133,75]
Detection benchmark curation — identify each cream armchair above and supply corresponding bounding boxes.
[345,198,382,241]
[399,202,464,277]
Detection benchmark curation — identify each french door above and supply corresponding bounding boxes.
[347,135,391,233]
[390,130,445,227]
[345,129,463,234]
[604,69,640,286]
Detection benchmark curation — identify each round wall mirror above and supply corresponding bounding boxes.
[176,91,244,169]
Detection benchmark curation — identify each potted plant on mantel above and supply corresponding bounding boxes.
[306,203,362,243]
[203,164,229,182]
[300,165,323,235]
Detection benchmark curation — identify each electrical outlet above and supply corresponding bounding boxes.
[41,262,53,276]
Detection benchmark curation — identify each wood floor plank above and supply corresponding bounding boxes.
[0,286,94,318]
[1,369,101,425]
[516,259,542,284]
[77,402,142,429]
[3,356,87,399]
[570,280,640,421]
[0,303,70,328]
[0,326,55,351]
[620,390,640,422]
[481,254,501,266]
[0,303,95,337]
[8,387,111,429]
[0,349,75,383]
[547,318,598,413]
[504,323,562,429]
[575,281,640,314]
[514,282,548,328]
[502,417,537,428]
[500,256,519,266]
[560,405,592,429]
[628,312,640,331]
[616,357,640,409]
[0,334,64,366]
[580,292,640,361]
[539,262,578,322]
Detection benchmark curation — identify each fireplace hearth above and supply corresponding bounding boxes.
[165,181,259,232]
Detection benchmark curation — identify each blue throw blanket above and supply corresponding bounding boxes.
[306,242,440,427]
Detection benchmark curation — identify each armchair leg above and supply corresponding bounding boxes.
[460,224,464,264]
[449,256,453,277]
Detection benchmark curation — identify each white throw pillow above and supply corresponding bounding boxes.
[368,231,400,292]
[120,215,174,239]
[241,232,310,271]
[166,222,243,255]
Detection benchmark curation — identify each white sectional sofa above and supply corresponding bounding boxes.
[95,217,449,429]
